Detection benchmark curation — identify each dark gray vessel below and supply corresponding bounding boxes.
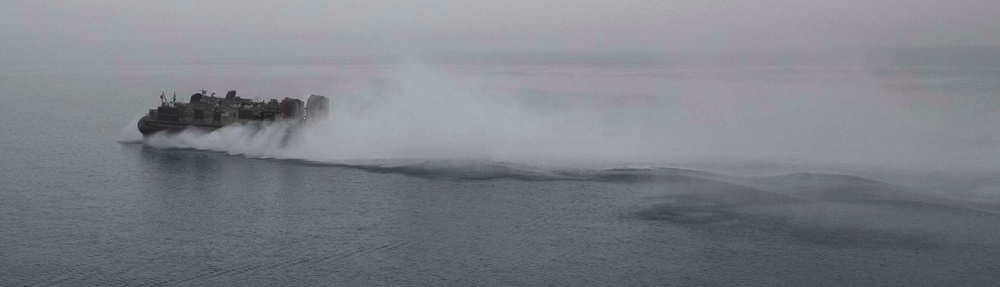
[138,90,329,136]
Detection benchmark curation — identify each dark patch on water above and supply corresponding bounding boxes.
[626,172,999,251]
[634,202,743,224]
[864,199,1000,216]
[781,225,944,250]
[635,201,947,250]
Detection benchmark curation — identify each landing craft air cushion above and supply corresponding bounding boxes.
[138,90,329,136]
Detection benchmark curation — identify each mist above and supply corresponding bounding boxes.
[5,0,995,171]
[3,1,1000,65]
[7,2,1000,284]
[134,60,1000,174]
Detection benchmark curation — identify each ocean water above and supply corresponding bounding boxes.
[2,54,1000,285]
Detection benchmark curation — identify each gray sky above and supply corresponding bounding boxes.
[2,0,999,63]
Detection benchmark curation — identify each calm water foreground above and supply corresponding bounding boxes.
[2,61,999,285]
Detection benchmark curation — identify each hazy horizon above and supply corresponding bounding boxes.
[3,1,1000,65]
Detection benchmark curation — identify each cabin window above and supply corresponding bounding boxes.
[194,110,203,120]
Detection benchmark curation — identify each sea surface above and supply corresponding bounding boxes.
[2,53,1000,285]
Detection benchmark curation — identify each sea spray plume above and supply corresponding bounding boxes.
[281,63,637,166]
[117,115,146,144]
[139,63,658,167]
[143,121,298,158]
[130,62,1000,173]
[285,64,526,161]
